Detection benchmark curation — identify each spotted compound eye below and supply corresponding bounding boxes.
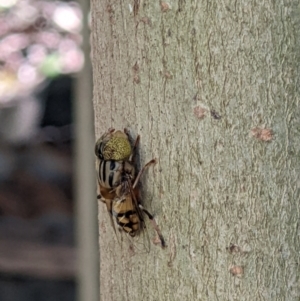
[102,136,132,161]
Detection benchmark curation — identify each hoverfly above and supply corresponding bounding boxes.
[95,128,166,248]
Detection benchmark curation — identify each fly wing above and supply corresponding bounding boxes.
[126,179,151,253]
[126,177,166,250]
[97,192,118,238]
[113,184,141,235]
[127,179,144,227]
[101,198,118,236]
[109,178,150,253]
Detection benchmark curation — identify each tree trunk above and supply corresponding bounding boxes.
[91,0,300,300]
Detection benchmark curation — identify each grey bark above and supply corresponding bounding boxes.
[91,0,300,300]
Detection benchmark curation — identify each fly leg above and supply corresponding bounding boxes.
[132,159,157,188]
[130,135,140,161]
[124,128,140,163]
[139,204,166,248]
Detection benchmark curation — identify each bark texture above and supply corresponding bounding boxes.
[91,0,300,300]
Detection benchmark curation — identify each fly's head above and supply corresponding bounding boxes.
[95,128,132,161]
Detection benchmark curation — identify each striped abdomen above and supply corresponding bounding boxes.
[112,192,142,236]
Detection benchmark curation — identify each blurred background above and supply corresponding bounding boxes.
[0,0,97,300]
